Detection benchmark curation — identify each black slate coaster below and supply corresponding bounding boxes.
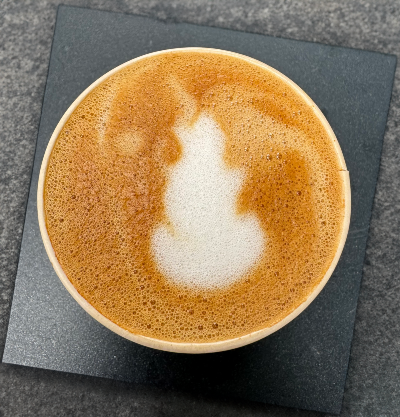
[2,5,396,415]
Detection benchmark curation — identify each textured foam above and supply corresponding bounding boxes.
[44,50,346,343]
[152,113,264,289]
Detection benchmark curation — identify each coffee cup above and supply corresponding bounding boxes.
[38,48,350,353]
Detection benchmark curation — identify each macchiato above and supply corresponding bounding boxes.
[40,48,349,349]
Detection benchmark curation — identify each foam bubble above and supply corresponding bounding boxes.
[152,113,264,289]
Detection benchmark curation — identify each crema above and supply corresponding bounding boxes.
[44,50,346,343]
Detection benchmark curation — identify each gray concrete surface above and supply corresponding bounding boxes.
[0,1,399,416]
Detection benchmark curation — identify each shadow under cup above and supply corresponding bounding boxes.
[37,47,351,354]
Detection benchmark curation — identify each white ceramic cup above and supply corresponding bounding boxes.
[38,48,351,354]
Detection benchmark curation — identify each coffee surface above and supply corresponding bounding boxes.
[44,50,345,343]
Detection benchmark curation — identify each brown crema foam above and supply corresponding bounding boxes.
[44,51,345,343]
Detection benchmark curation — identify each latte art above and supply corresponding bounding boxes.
[152,113,264,289]
[43,50,347,344]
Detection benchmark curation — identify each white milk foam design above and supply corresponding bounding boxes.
[152,113,265,289]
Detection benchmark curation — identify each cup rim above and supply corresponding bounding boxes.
[37,47,351,354]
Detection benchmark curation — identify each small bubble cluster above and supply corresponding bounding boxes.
[44,51,346,343]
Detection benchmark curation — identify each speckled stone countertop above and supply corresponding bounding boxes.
[1,1,399,416]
